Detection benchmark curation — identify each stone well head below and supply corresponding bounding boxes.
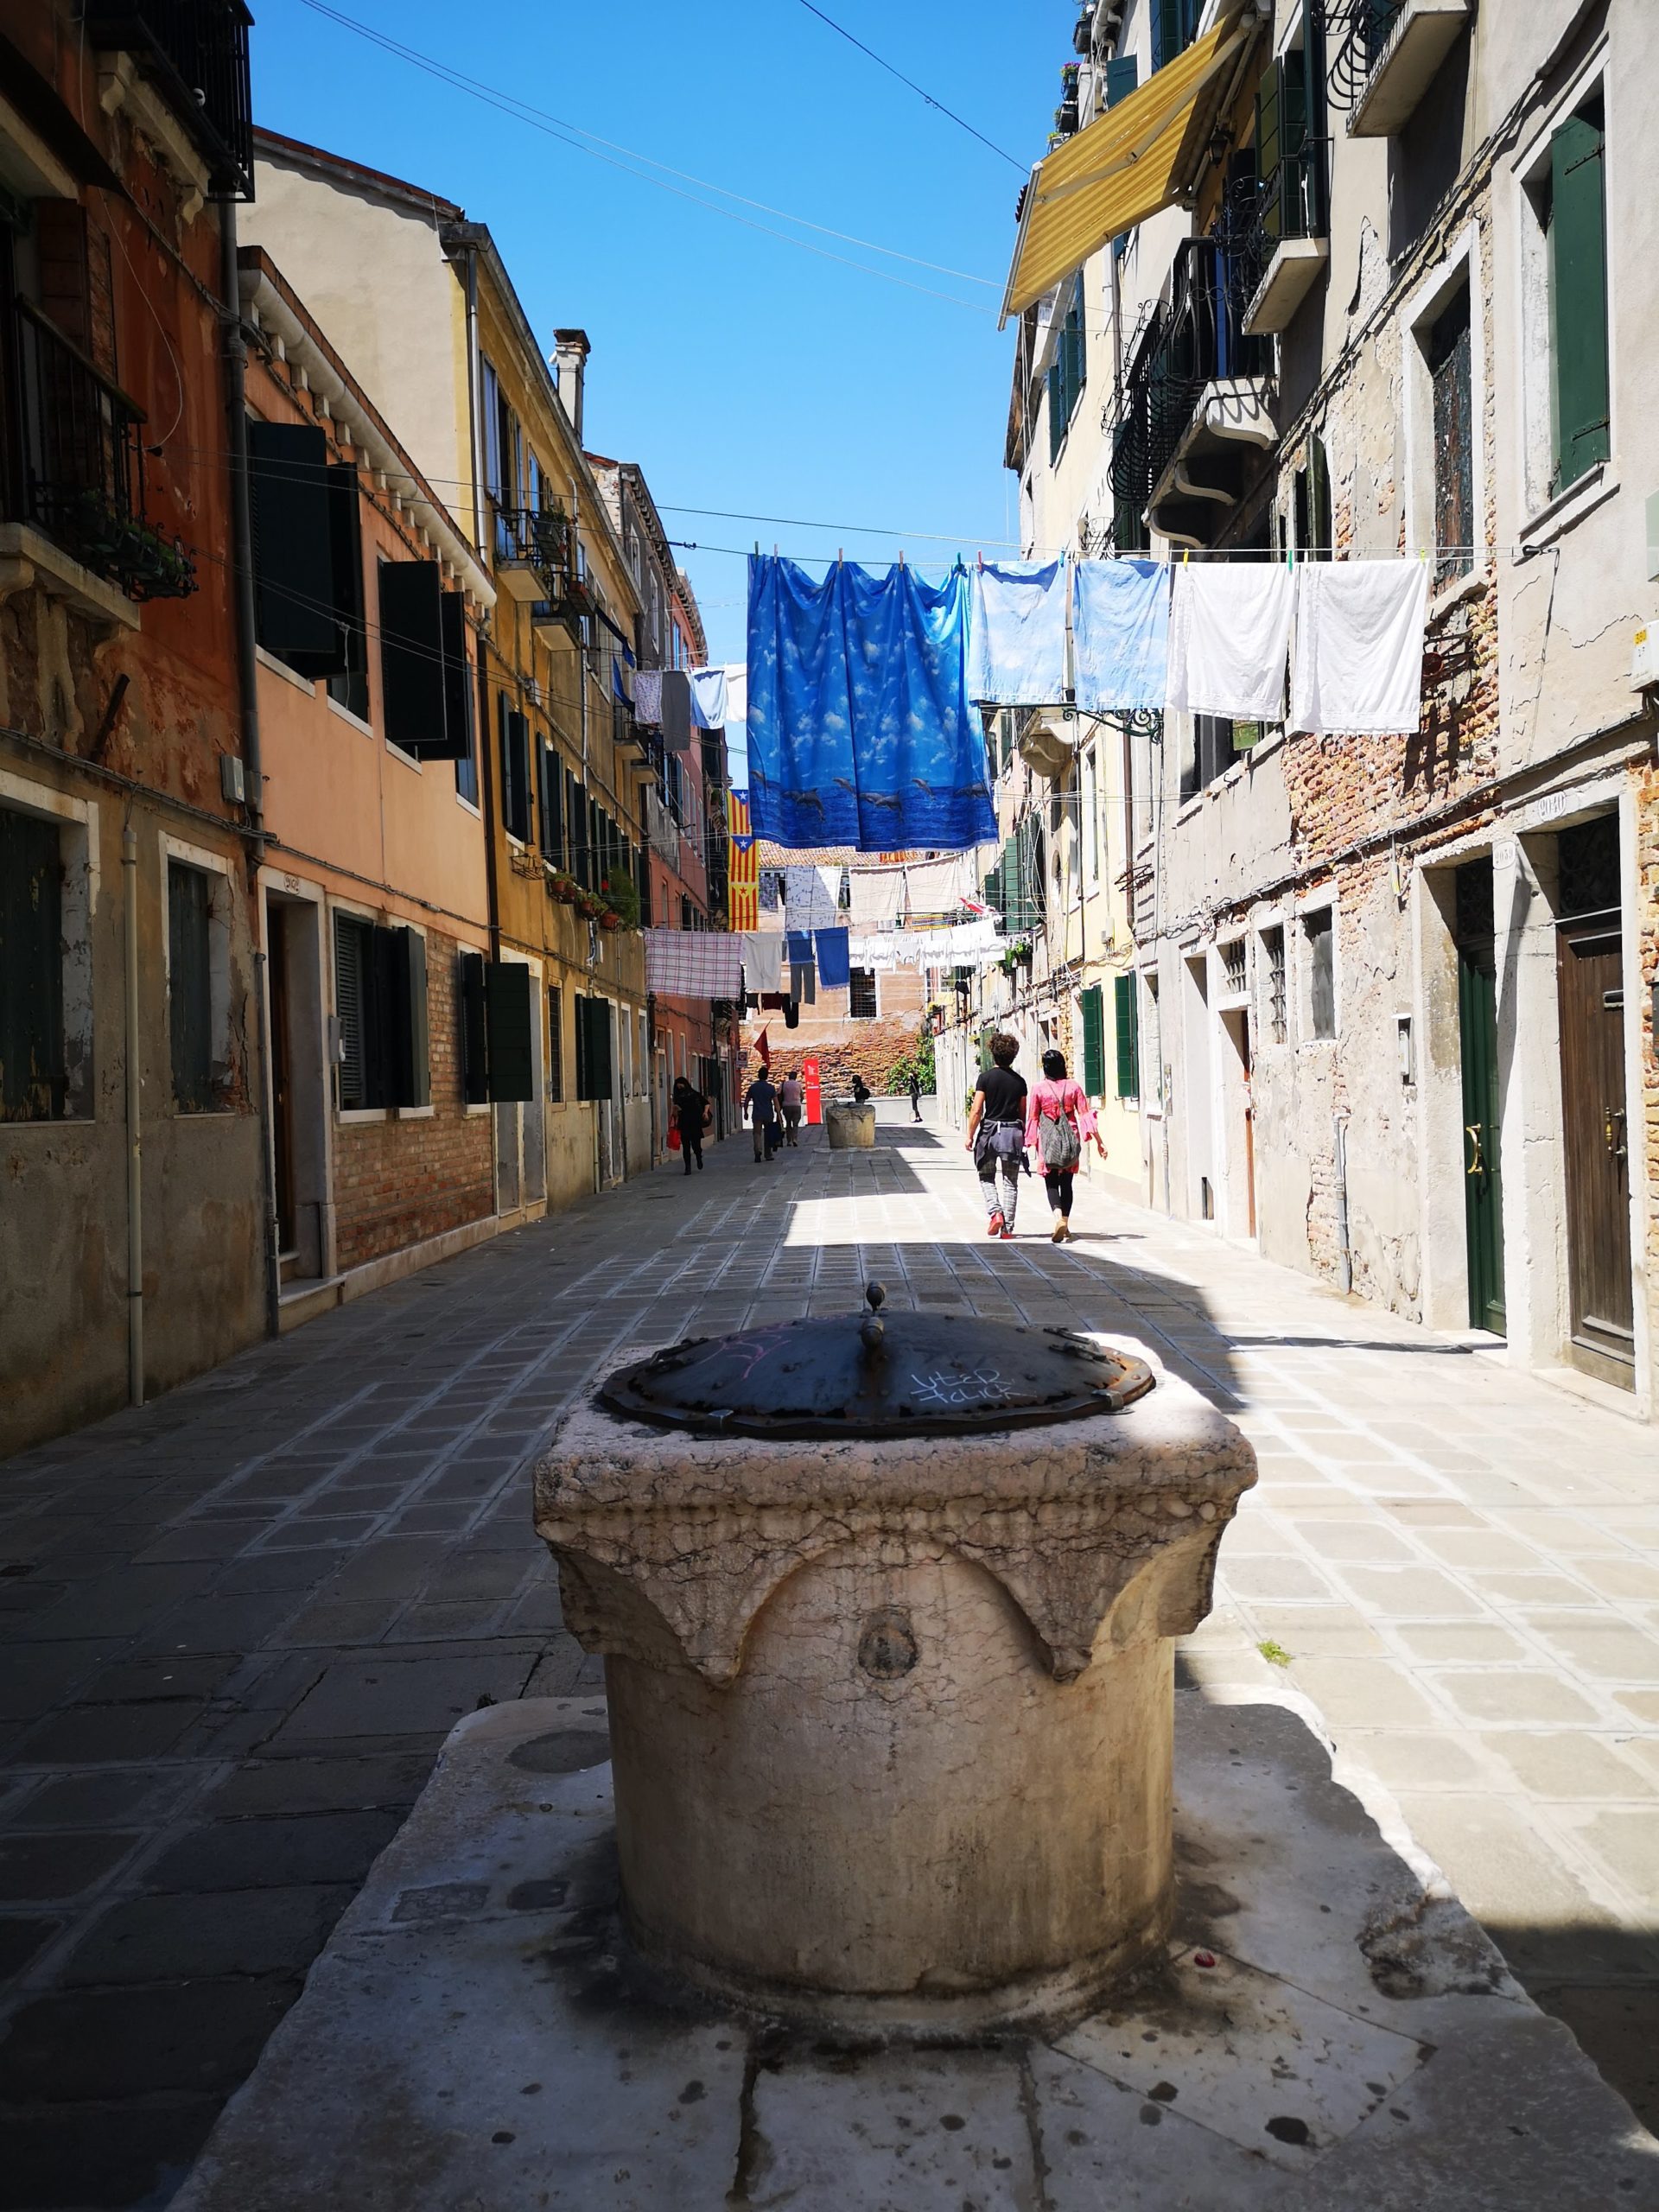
[532,1289,1255,2035]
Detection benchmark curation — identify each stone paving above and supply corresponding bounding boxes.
[1,1102,1656,2207]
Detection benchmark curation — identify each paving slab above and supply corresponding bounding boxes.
[165,1695,1659,2212]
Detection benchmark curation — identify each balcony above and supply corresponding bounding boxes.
[1243,140,1331,336]
[87,1,254,198]
[1332,0,1470,140]
[494,502,570,605]
[1110,239,1274,550]
[10,302,195,605]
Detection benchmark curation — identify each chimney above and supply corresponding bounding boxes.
[552,328,590,444]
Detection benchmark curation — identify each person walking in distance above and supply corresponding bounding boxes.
[963,1033,1027,1240]
[1026,1047,1103,1243]
[673,1075,710,1175]
[908,1068,923,1123]
[745,1066,781,1162]
[779,1068,804,1147]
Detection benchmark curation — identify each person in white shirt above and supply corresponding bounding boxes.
[779,1070,804,1147]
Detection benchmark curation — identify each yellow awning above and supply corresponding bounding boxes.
[1001,10,1255,323]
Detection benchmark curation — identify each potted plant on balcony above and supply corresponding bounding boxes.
[599,873,640,931]
[549,869,581,906]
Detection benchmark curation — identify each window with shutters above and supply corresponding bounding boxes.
[1,805,69,1122]
[537,741,563,866]
[1113,972,1141,1100]
[1046,276,1087,466]
[378,561,473,760]
[1261,925,1287,1045]
[547,985,564,1103]
[498,696,532,843]
[1151,0,1200,71]
[849,968,879,1020]
[1303,909,1336,1040]
[166,856,232,1113]
[1519,91,1611,514]
[1293,435,1332,560]
[334,912,429,1111]
[575,994,613,1102]
[1080,983,1105,1096]
[248,422,353,682]
[1180,716,1237,800]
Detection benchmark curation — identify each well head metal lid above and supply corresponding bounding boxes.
[599,1283,1155,1441]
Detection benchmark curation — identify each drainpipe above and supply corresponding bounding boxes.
[1333,1112,1353,1294]
[123,820,143,1406]
[460,241,501,962]
[219,197,282,1341]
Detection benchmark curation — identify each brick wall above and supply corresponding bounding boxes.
[334,928,494,1271]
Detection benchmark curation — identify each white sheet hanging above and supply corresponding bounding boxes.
[1291,560,1431,736]
[967,558,1069,706]
[848,867,907,929]
[689,666,729,730]
[1165,563,1295,722]
[741,931,785,994]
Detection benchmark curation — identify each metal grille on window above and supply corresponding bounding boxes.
[1262,925,1287,1045]
[1557,814,1619,919]
[849,968,878,1020]
[1428,287,1473,587]
[1305,912,1336,1040]
[1221,938,1247,995]
[334,912,369,1109]
[168,862,216,1111]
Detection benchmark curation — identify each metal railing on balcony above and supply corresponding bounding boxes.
[1319,0,1407,108]
[13,302,195,600]
[1257,137,1331,249]
[1108,238,1270,527]
[493,502,571,598]
[86,1,255,197]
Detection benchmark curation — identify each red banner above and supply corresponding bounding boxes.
[803,1055,822,1125]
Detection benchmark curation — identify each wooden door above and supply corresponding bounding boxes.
[1455,861,1504,1335]
[1557,921,1633,1375]
[268,915,296,1255]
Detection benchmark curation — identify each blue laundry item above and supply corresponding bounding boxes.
[689,666,728,729]
[747,556,995,853]
[814,926,849,989]
[967,557,1068,706]
[1072,559,1171,714]
[785,930,813,966]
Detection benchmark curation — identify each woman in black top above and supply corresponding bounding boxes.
[963,1033,1027,1239]
[673,1077,709,1173]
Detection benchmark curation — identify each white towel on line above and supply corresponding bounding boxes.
[1165,563,1295,723]
[741,931,785,994]
[1291,560,1431,735]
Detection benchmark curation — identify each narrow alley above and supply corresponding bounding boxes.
[1,1108,1655,2204]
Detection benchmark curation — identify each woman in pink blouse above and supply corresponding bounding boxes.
[1024,1048,1104,1243]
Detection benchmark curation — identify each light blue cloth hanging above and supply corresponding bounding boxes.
[1072,559,1170,714]
[967,557,1068,706]
[689,666,728,729]
[747,556,995,853]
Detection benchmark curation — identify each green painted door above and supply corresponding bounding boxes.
[1455,860,1504,1335]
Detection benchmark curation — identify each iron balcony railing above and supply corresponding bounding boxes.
[13,302,195,600]
[494,502,571,598]
[1321,0,1408,109]
[1108,237,1271,528]
[1258,137,1330,249]
[86,1,255,197]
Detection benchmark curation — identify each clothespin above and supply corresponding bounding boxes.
[1183,548,1191,565]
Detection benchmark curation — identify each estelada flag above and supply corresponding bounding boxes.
[728,788,759,930]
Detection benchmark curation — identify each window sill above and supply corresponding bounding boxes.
[395,1103,435,1121]
[171,1105,236,1120]
[337,1107,389,1124]
[1243,727,1285,766]
[1518,463,1618,555]
[385,741,424,774]
[1427,564,1490,622]
[256,645,319,697]
[326,695,374,739]
[1176,795,1204,824]
[455,791,483,820]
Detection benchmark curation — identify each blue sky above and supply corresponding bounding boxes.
[250,0,1059,681]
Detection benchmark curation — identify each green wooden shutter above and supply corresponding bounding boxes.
[575,995,613,1102]
[485,960,534,1102]
[248,422,340,670]
[1114,972,1140,1099]
[379,561,451,755]
[0,807,65,1121]
[1047,359,1065,465]
[168,863,213,1111]
[459,950,488,1104]
[389,927,429,1108]
[431,592,473,762]
[1255,61,1282,239]
[1549,107,1611,493]
[1080,984,1105,1096]
[1105,56,1138,106]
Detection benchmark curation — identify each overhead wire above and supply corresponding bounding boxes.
[792,0,1027,172]
[293,0,1001,309]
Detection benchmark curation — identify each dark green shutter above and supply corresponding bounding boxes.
[389,927,429,1108]
[1255,62,1282,238]
[1152,0,1194,70]
[1114,972,1140,1099]
[1081,983,1105,1096]
[379,562,447,755]
[459,950,488,1103]
[503,709,531,842]
[1047,359,1065,465]
[248,422,340,670]
[334,914,365,1109]
[168,863,214,1111]
[1549,107,1611,493]
[1105,56,1138,106]
[538,741,562,864]
[484,959,534,1101]
[0,808,65,1121]
[433,592,473,761]
[575,995,613,1102]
